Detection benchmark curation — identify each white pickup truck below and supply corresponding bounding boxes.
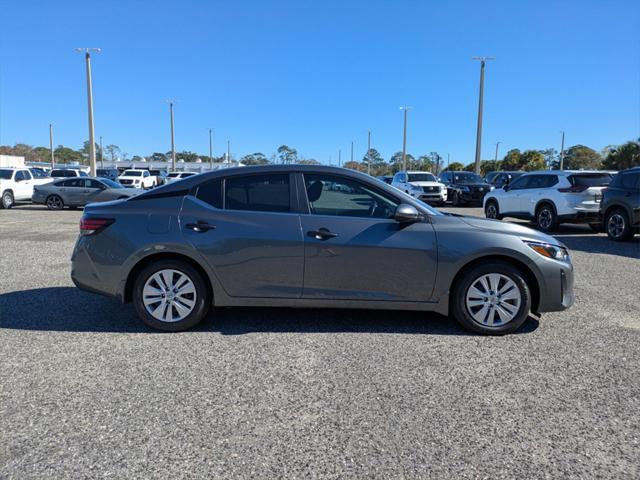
[0,167,53,209]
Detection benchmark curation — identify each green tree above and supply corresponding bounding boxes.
[445,162,464,171]
[557,145,602,170]
[540,148,557,169]
[277,145,298,164]
[501,149,522,171]
[240,152,270,165]
[104,144,121,161]
[520,150,546,171]
[297,158,322,165]
[149,152,167,162]
[54,145,84,164]
[389,151,415,172]
[176,151,199,162]
[603,139,640,170]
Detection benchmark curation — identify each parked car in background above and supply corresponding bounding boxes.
[439,171,493,206]
[485,171,525,189]
[377,175,393,185]
[32,177,142,210]
[165,171,198,183]
[29,167,50,179]
[96,168,120,182]
[118,169,156,189]
[392,171,447,205]
[71,165,574,335]
[148,169,168,186]
[50,168,88,178]
[0,167,53,208]
[483,170,613,232]
[600,167,640,241]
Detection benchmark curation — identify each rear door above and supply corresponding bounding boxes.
[62,178,86,205]
[180,172,304,298]
[299,172,437,301]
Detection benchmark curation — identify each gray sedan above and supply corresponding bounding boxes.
[71,165,574,335]
[32,177,142,209]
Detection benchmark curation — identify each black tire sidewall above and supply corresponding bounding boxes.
[2,191,13,209]
[451,262,532,335]
[132,260,211,331]
[47,195,64,210]
[606,209,632,241]
[536,204,557,232]
[485,200,500,219]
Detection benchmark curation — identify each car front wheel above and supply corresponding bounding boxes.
[484,200,502,220]
[606,209,634,241]
[1,190,14,209]
[451,261,531,335]
[132,260,211,331]
[536,203,558,232]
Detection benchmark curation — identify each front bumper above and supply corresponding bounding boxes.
[535,258,575,313]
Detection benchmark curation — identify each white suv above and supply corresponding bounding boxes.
[0,167,53,208]
[483,170,613,232]
[118,169,156,189]
[391,171,447,205]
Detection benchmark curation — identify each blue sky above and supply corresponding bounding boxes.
[0,0,638,165]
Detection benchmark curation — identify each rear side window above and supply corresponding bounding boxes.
[225,174,290,212]
[621,172,640,190]
[569,174,611,187]
[196,179,222,209]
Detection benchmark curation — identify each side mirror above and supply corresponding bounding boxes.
[394,204,421,223]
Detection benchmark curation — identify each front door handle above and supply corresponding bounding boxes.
[307,228,338,240]
[186,220,216,232]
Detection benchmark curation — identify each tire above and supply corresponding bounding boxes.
[451,261,532,335]
[535,203,558,232]
[46,194,64,210]
[588,223,603,233]
[132,259,211,331]
[605,209,634,241]
[484,200,502,220]
[1,190,14,209]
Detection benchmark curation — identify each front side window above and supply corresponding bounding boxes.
[225,174,290,212]
[508,176,530,190]
[304,174,398,219]
[101,179,122,189]
[14,171,26,181]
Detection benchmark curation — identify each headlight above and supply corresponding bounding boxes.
[524,241,570,262]
[490,185,495,190]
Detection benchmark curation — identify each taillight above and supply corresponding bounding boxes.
[80,217,114,236]
[558,185,588,193]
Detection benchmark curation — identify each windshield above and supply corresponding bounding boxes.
[452,172,484,184]
[408,173,437,182]
[123,171,143,176]
[0,169,13,179]
[101,179,123,189]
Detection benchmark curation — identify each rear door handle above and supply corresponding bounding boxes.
[307,228,338,240]
[186,220,216,232]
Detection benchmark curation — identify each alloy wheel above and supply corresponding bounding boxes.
[538,208,553,230]
[142,269,197,323]
[465,273,522,327]
[46,195,63,210]
[2,192,13,208]
[486,203,498,219]
[607,213,625,239]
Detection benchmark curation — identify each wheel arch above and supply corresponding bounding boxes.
[603,203,631,222]
[534,199,557,215]
[448,255,540,314]
[123,252,214,304]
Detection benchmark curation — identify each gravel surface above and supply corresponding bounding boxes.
[1,204,639,479]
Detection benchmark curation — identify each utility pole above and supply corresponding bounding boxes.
[227,140,230,163]
[447,153,450,170]
[49,123,55,169]
[168,101,176,171]
[367,130,371,175]
[338,149,342,167]
[472,56,495,175]
[208,128,213,169]
[494,141,501,162]
[400,106,411,172]
[75,48,100,176]
[350,141,354,163]
[99,135,103,167]
[559,131,565,170]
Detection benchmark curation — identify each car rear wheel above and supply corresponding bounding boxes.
[606,209,634,241]
[484,200,502,220]
[536,203,558,232]
[452,191,461,206]
[132,260,211,331]
[451,261,531,335]
[46,195,64,210]
[1,190,14,209]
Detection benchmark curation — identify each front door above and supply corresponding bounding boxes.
[180,172,304,298]
[300,173,437,302]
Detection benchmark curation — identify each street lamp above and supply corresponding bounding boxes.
[400,106,412,171]
[494,141,501,162]
[167,100,176,171]
[75,48,100,176]
[49,123,55,169]
[472,56,495,175]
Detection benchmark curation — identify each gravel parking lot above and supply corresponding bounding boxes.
[1,204,639,479]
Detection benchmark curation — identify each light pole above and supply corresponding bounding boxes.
[227,140,230,163]
[494,141,501,162]
[338,149,342,167]
[99,135,103,167]
[472,56,495,175]
[559,131,565,170]
[75,48,100,176]
[400,106,411,171]
[350,141,354,163]
[367,130,371,175]
[49,123,55,169]
[208,128,213,169]
[167,101,176,171]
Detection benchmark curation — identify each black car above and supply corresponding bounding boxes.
[439,171,493,206]
[96,168,120,181]
[600,167,640,241]
[485,171,524,189]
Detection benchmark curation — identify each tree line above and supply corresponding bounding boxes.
[1,139,637,175]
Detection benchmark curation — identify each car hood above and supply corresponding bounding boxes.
[410,181,443,187]
[454,214,565,247]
